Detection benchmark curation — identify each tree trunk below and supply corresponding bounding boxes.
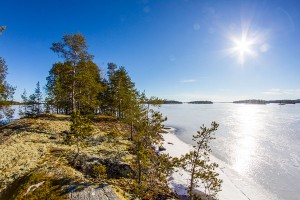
[130,121,133,141]
[189,146,202,200]
[138,156,142,184]
[72,63,76,111]
[73,137,80,164]
[189,165,195,200]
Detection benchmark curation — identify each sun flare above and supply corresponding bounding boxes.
[235,37,251,54]
[224,21,268,65]
[230,35,254,64]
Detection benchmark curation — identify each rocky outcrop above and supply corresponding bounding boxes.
[68,185,121,200]
[71,154,135,179]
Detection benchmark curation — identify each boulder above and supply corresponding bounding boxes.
[68,185,121,200]
[71,155,135,179]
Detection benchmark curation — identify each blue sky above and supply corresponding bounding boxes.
[0,0,300,102]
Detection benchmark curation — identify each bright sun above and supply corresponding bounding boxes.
[224,22,269,65]
[235,37,251,54]
[232,36,253,64]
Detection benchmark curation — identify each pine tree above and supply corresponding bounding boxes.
[128,91,173,198]
[176,122,222,200]
[34,81,43,114]
[21,82,43,117]
[75,60,101,114]
[46,62,73,114]
[19,89,28,118]
[104,63,136,118]
[98,63,175,198]
[103,67,171,197]
[104,63,119,116]
[49,34,101,114]
[122,91,140,140]
[51,33,93,111]
[0,27,16,122]
[134,93,166,146]
[0,57,15,121]
[98,78,109,114]
[66,110,93,161]
[27,82,43,116]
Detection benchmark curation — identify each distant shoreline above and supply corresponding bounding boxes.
[161,100,300,105]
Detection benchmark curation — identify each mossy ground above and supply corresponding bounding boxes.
[0,114,133,199]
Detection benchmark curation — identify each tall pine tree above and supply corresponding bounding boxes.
[48,34,101,114]
[51,33,93,111]
[103,63,136,119]
[46,62,73,114]
[75,60,101,114]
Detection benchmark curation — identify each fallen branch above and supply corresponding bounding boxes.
[25,181,45,196]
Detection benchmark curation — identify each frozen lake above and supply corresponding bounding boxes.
[159,103,300,200]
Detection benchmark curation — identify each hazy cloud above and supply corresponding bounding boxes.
[219,88,232,92]
[263,88,300,95]
[180,79,197,83]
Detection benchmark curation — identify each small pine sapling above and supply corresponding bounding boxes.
[176,121,222,200]
[67,110,93,161]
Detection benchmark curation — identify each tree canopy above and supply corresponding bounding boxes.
[50,33,94,111]
[48,34,101,114]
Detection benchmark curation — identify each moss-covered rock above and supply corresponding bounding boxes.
[69,154,135,179]
[1,172,69,200]
[68,185,121,200]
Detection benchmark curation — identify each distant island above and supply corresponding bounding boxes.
[188,101,213,104]
[233,99,266,104]
[163,100,183,104]
[161,100,215,104]
[233,99,299,104]
[267,100,296,104]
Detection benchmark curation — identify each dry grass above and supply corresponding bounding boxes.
[112,185,131,200]
[84,130,133,162]
[0,115,134,196]
[0,117,70,193]
[0,132,48,192]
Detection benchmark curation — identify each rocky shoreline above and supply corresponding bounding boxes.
[0,114,175,200]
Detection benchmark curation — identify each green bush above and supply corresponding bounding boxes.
[93,164,107,181]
